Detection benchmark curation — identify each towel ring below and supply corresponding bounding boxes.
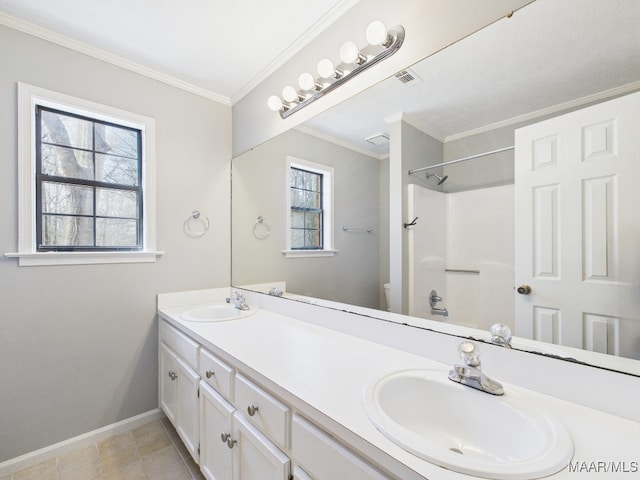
[184,210,210,237]
[253,216,271,239]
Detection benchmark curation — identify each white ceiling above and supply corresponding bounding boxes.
[0,0,357,103]
[303,0,640,156]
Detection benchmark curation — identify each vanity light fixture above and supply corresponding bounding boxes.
[267,20,405,118]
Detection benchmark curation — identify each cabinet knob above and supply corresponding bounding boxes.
[205,370,214,379]
[227,438,237,449]
[247,404,259,416]
[168,371,177,381]
[517,285,532,295]
[220,432,230,443]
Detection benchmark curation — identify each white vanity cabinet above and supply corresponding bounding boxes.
[199,368,290,480]
[158,321,200,463]
[159,318,390,480]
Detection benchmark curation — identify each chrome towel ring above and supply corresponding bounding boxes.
[184,210,210,237]
[253,216,271,239]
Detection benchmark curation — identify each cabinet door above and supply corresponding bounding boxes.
[176,356,200,463]
[232,412,289,480]
[159,342,178,424]
[200,381,234,480]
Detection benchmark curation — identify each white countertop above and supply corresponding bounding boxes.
[158,289,640,479]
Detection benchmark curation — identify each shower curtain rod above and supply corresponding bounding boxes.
[407,145,515,175]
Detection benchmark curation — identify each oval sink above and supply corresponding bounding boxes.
[363,369,573,480]
[180,304,256,322]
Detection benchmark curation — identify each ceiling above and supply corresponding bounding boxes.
[303,0,640,156]
[0,0,357,104]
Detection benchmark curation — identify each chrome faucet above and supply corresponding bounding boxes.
[225,290,250,310]
[268,286,283,297]
[448,341,504,395]
[489,323,512,348]
[429,290,448,317]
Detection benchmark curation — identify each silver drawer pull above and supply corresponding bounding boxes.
[227,438,237,449]
[247,404,259,416]
[220,432,230,443]
[205,370,215,379]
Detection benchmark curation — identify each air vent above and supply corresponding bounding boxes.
[365,133,390,145]
[395,68,422,85]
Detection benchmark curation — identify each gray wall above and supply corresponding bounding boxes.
[232,129,381,309]
[0,25,231,461]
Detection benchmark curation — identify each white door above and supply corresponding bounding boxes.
[176,356,201,463]
[514,91,640,357]
[200,381,234,480]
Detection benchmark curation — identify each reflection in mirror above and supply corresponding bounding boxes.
[232,0,640,375]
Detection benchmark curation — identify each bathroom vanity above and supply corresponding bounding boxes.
[158,288,640,480]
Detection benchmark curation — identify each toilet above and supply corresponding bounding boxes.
[383,283,391,311]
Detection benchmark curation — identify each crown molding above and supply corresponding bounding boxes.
[0,11,231,106]
[445,81,640,142]
[295,125,383,160]
[230,0,361,105]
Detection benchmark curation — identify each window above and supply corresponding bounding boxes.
[284,157,336,258]
[290,166,323,250]
[7,83,160,266]
[36,106,143,251]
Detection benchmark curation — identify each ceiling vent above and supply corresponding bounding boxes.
[365,133,390,145]
[395,68,422,85]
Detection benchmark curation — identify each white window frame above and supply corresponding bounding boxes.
[282,156,337,258]
[5,83,162,266]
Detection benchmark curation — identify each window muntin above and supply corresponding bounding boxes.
[290,167,323,250]
[35,106,143,251]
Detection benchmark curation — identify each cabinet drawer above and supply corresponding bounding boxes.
[234,374,290,449]
[160,321,199,370]
[200,348,234,401]
[292,415,390,480]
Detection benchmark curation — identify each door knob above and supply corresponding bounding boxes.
[517,285,532,295]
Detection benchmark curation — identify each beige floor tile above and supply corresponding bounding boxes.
[145,461,192,480]
[102,460,146,480]
[14,458,57,480]
[132,420,165,440]
[98,445,139,473]
[141,445,182,477]
[58,445,99,474]
[98,432,134,453]
[0,475,12,480]
[58,463,102,480]
[134,430,172,457]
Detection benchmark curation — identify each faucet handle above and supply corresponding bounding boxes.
[458,341,481,367]
[490,323,512,347]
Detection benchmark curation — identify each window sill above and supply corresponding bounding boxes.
[4,250,165,266]
[281,249,338,258]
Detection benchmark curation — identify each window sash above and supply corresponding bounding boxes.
[290,167,324,250]
[35,106,143,252]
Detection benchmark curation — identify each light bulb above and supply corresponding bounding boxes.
[282,86,299,103]
[298,72,317,91]
[267,95,283,112]
[339,41,365,64]
[317,58,338,79]
[366,20,390,46]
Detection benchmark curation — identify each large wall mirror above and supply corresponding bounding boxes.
[232,0,640,375]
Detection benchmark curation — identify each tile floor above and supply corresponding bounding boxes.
[1,417,204,480]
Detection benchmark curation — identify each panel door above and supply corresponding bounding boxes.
[159,342,178,424]
[231,412,289,480]
[176,356,201,463]
[200,381,234,480]
[514,91,640,356]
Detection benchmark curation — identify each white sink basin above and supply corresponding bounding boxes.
[363,369,573,480]
[180,304,256,322]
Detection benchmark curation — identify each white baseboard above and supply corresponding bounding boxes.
[0,408,164,476]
